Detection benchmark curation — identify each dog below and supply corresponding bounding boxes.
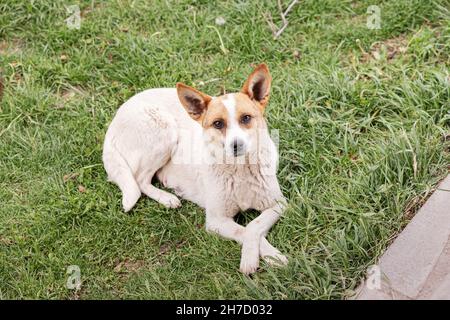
[103,64,287,274]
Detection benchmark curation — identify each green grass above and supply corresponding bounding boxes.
[0,0,449,299]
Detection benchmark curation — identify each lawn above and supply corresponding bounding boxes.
[0,0,449,299]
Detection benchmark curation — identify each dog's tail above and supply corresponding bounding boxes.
[103,139,141,212]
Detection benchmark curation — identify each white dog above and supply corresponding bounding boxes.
[103,64,287,274]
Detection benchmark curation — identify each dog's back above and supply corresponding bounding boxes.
[103,88,194,211]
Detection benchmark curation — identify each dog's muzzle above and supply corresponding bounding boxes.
[231,139,245,157]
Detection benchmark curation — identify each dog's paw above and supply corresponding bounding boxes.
[239,256,259,275]
[260,239,288,267]
[122,190,141,212]
[159,193,181,208]
[239,241,260,275]
[262,251,288,267]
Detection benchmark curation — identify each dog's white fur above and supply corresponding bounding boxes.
[103,64,287,274]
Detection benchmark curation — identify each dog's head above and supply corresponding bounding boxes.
[177,64,272,161]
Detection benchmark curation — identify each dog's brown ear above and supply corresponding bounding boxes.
[176,83,212,122]
[241,63,272,112]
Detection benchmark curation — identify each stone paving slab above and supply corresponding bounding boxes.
[357,175,450,300]
[417,237,450,299]
[438,175,450,191]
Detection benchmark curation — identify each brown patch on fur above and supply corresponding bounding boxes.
[234,93,262,130]
[176,63,270,130]
[203,93,262,134]
[203,97,229,130]
[241,63,272,112]
[176,82,212,123]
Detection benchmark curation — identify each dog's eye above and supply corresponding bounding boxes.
[240,114,252,124]
[213,120,224,129]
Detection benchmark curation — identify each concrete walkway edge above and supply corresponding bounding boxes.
[356,174,450,300]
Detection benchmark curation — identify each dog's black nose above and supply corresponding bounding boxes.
[231,139,245,157]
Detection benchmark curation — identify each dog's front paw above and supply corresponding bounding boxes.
[159,194,181,208]
[122,189,141,212]
[260,239,288,267]
[239,241,260,275]
[262,251,288,267]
